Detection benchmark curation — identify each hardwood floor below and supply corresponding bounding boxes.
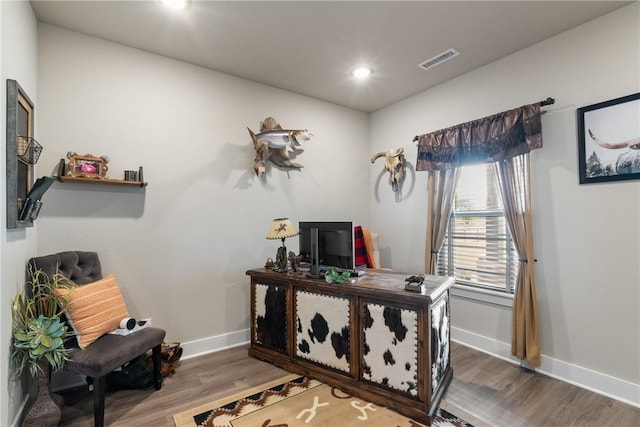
[57,342,640,426]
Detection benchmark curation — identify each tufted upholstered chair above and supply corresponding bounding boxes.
[27,251,166,427]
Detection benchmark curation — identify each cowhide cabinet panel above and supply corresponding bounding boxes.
[247,268,454,426]
[362,302,418,396]
[253,282,288,353]
[295,290,351,372]
[430,292,450,402]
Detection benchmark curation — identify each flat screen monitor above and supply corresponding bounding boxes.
[298,221,355,270]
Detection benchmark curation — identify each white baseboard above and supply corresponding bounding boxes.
[451,327,640,408]
[181,328,250,360]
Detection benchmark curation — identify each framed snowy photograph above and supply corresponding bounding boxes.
[577,93,640,184]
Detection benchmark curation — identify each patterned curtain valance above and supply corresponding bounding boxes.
[416,102,544,171]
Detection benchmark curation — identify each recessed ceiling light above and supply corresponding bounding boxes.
[351,66,373,79]
[161,0,187,9]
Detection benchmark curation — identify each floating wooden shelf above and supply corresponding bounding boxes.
[56,159,148,187]
[56,176,148,187]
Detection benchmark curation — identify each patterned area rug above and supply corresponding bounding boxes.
[173,374,473,427]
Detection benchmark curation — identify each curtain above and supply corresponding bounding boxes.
[417,102,544,367]
[425,168,459,274]
[495,153,540,367]
[416,103,542,171]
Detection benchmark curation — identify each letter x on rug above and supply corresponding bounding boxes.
[174,374,473,427]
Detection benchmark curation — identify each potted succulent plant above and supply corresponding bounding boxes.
[11,266,75,427]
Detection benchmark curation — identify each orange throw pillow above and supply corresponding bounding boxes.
[56,274,130,349]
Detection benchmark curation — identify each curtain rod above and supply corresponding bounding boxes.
[539,97,555,106]
[412,97,555,142]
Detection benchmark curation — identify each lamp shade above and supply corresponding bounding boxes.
[266,218,299,240]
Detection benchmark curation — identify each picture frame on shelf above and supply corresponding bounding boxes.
[67,154,109,179]
[577,92,640,184]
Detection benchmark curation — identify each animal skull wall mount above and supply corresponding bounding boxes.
[371,147,406,192]
[248,117,312,176]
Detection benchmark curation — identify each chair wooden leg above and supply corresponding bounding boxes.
[92,376,105,427]
[152,344,163,390]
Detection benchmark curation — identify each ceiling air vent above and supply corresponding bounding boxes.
[418,48,460,70]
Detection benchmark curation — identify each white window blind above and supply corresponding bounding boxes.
[438,163,518,293]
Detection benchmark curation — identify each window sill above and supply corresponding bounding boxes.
[451,283,514,308]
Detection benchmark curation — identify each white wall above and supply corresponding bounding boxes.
[4,2,636,421]
[36,25,370,351]
[1,1,39,425]
[370,3,639,404]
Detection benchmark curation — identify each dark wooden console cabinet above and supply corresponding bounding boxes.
[247,268,454,425]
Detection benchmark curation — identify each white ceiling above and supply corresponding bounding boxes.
[30,1,631,113]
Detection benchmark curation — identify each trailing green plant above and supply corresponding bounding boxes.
[11,265,76,377]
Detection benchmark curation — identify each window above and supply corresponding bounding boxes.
[438,163,518,295]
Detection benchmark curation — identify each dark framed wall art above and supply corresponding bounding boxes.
[577,92,640,184]
[6,79,35,228]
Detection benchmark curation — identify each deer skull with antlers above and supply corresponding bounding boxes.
[371,147,406,192]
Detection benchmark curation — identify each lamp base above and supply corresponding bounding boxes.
[305,273,324,280]
[275,243,287,272]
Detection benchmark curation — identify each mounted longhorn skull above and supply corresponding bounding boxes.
[371,147,406,192]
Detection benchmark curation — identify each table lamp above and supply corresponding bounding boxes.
[266,218,299,272]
